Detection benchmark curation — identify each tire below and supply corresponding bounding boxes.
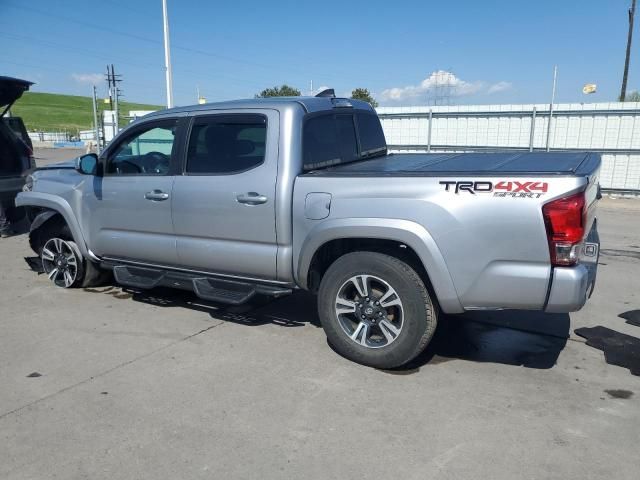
[38,224,108,288]
[318,252,437,369]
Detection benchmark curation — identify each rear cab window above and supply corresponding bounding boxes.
[355,112,386,155]
[303,109,387,171]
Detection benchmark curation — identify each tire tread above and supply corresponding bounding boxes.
[318,251,438,368]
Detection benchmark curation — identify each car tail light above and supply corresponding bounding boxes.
[542,191,586,266]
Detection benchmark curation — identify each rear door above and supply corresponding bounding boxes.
[82,118,185,265]
[171,110,279,280]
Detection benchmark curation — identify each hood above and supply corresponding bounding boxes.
[0,76,33,116]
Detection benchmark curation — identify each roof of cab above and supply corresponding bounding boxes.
[143,96,376,119]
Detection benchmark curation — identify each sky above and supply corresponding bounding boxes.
[0,0,638,107]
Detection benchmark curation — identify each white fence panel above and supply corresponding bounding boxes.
[378,102,640,191]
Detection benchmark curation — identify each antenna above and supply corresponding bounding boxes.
[315,88,335,98]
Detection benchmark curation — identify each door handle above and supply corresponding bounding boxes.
[236,192,268,205]
[144,190,169,201]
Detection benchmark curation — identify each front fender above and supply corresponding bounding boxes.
[296,218,464,314]
[15,191,90,257]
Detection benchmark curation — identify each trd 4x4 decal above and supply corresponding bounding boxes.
[439,180,549,198]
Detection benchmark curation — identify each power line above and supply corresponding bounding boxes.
[0,57,263,104]
[0,31,163,72]
[2,0,355,82]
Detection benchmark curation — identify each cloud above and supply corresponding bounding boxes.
[487,81,512,94]
[380,70,511,102]
[71,73,103,84]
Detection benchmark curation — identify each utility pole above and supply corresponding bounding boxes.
[620,0,637,101]
[112,65,120,133]
[106,65,113,110]
[162,0,174,108]
[546,65,558,152]
[91,85,101,153]
[105,64,123,139]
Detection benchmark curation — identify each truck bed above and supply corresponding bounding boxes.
[310,152,600,176]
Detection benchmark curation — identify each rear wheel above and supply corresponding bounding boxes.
[318,252,437,369]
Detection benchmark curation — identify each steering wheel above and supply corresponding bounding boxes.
[142,151,171,174]
[116,159,143,174]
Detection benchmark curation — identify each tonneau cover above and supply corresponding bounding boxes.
[312,152,600,176]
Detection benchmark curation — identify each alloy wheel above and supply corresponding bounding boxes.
[334,274,404,348]
[41,238,79,288]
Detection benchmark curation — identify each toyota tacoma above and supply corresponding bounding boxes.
[16,90,601,368]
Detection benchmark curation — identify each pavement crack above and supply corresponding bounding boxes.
[0,320,225,421]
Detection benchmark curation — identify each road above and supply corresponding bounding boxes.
[0,148,639,479]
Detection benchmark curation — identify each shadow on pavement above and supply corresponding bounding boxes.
[113,287,322,328]
[102,285,569,371]
[619,309,640,327]
[575,325,640,376]
[386,310,570,374]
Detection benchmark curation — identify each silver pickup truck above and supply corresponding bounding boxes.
[16,92,601,368]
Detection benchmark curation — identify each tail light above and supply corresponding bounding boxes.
[542,191,586,266]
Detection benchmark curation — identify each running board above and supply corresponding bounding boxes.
[193,278,256,304]
[113,266,164,289]
[110,265,292,305]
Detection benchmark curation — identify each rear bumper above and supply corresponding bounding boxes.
[545,221,599,313]
[0,176,24,202]
[545,265,592,312]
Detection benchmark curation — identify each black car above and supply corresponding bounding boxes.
[0,76,35,224]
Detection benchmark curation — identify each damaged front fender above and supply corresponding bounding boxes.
[16,191,89,257]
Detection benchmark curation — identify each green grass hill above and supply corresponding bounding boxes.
[10,91,164,133]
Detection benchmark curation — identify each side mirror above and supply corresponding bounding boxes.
[75,154,98,175]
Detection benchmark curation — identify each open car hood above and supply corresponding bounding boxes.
[0,76,33,116]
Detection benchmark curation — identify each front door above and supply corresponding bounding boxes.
[171,110,279,280]
[82,118,182,265]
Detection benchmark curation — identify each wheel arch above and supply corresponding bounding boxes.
[296,218,464,314]
[16,191,90,257]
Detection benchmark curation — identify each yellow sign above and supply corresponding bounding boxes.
[582,84,597,94]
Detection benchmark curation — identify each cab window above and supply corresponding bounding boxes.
[107,120,177,175]
[186,114,267,174]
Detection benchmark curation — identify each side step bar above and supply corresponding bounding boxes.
[110,265,292,305]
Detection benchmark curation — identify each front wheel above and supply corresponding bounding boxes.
[40,236,85,288]
[317,252,438,369]
[38,225,109,288]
